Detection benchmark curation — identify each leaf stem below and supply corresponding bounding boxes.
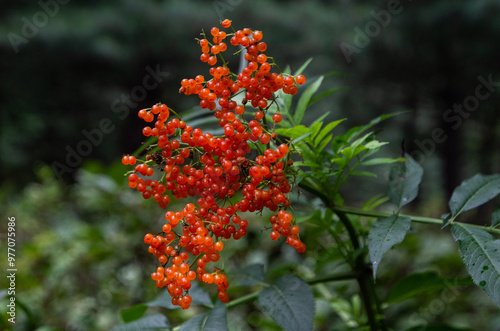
[225,271,358,309]
[332,205,500,235]
[333,210,382,331]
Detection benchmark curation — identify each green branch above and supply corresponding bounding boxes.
[333,205,500,235]
[225,271,357,309]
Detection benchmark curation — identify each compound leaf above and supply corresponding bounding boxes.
[387,154,423,210]
[368,215,412,278]
[294,75,323,125]
[258,274,315,331]
[179,300,228,331]
[452,223,500,308]
[448,174,500,223]
[113,314,170,331]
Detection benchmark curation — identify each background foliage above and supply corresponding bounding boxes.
[1,0,499,330]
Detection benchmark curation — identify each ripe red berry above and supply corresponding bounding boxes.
[296,74,306,85]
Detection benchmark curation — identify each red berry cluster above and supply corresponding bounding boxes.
[122,19,306,309]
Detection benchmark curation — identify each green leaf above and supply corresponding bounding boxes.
[362,194,389,210]
[387,154,423,210]
[295,141,317,167]
[364,140,389,150]
[492,207,500,227]
[313,119,346,148]
[234,264,265,286]
[361,157,405,167]
[352,171,377,178]
[293,57,313,76]
[179,300,228,331]
[258,274,315,331]
[121,304,148,323]
[333,157,346,168]
[293,75,324,125]
[295,210,322,224]
[346,111,408,143]
[275,126,310,139]
[448,174,500,223]
[277,89,293,117]
[316,134,333,153]
[310,112,331,126]
[451,223,500,308]
[349,133,373,151]
[368,215,412,279]
[309,121,323,141]
[386,271,473,304]
[113,314,171,331]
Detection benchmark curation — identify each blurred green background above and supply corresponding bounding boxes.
[1,0,500,330]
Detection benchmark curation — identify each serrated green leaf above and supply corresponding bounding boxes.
[364,140,389,149]
[295,210,322,224]
[295,141,317,166]
[113,314,170,331]
[293,57,313,76]
[179,300,228,331]
[310,121,323,141]
[121,304,148,323]
[293,132,314,145]
[275,126,310,139]
[294,76,324,125]
[448,174,500,223]
[235,264,265,286]
[314,119,346,148]
[352,171,377,178]
[387,154,423,210]
[310,111,331,126]
[350,133,373,151]
[316,135,333,153]
[342,147,353,160]
[386,271,473,304]
[346,111,408,143]
[278,89,293,117]
[492,208,500,227]
[258,275,315,331]
[451,223,500,308]
[366,196,390,210]
[333,157,346,167]
[368,215,412,278]
[353,145,367,156]
[362,194,386,210]
[362,157,405,166]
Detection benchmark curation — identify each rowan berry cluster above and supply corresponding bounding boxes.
[122,19,306,309]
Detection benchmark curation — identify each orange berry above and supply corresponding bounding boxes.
[296,74,306,85]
